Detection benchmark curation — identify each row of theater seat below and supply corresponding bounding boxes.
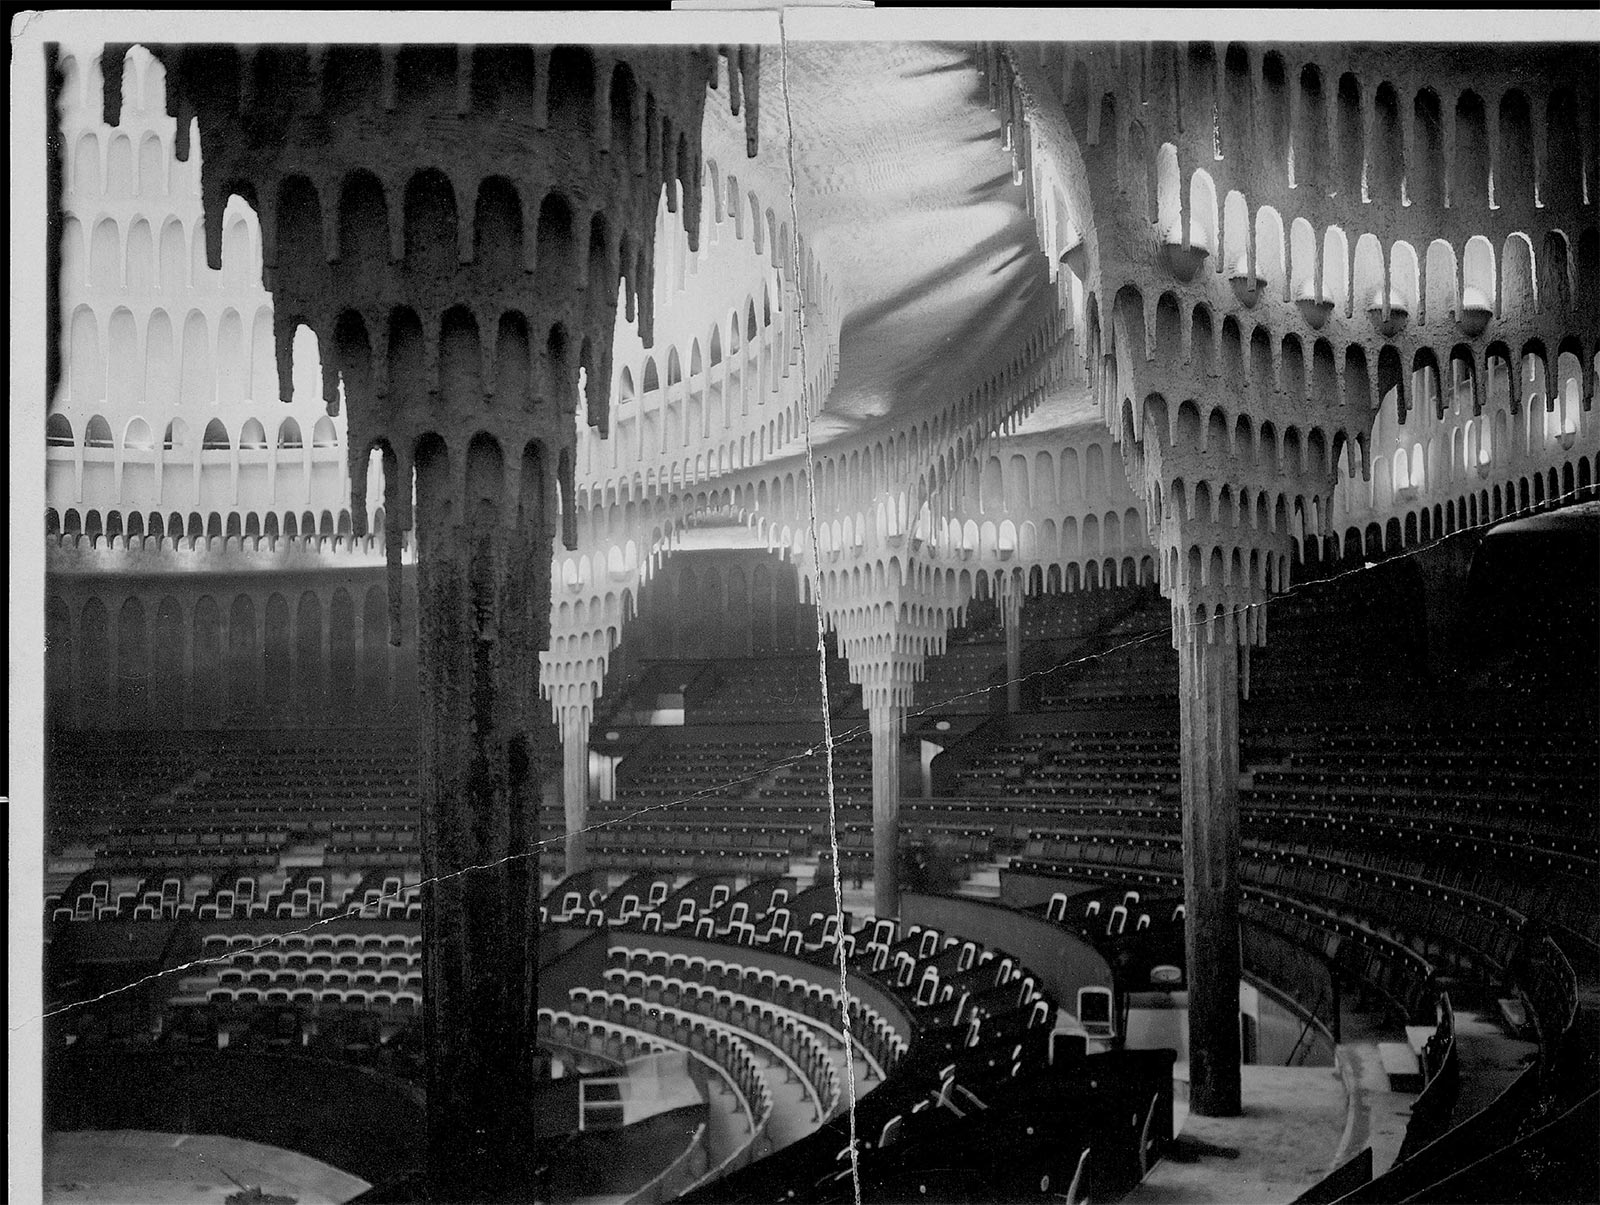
[597,899,1095,1203]
[563,890,1056,1185]
[50,852,1167,1205]
[1013,826,1532,988]
[598,967,860,1091]
[1252,565,1433,702]
[1004,791,1591,917]
[53,993,427,1081]
[953,725,1180,799]
[606,948,907,1074]
[537,1007,669,1070]
[48,867,421,923]
[910,643,1006,714]
[756,742,873,805]
[46,730,423,873]
[691,658,849,725]
[545,900,967,1189]
[572,986,842,1119]
[614,735,812,804]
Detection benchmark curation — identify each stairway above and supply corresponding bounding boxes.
[956,858,1007,900]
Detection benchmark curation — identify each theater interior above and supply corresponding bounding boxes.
[14,12,1600,1205]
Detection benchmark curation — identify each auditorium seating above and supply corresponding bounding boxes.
[44,730,424,888]
[1021,586,1142,642]
[1034,591,1176,708]
[690,656,858,725]
[613,732,812,806]
[910,643,1006,715]
[44,732,212,841]
[756,740,872,808]
[575,892,1099,1198]
[39,509,1599,1204]
[1246,564,1429,703]
[170,928,423,1016]
[948,723,1179,802]
[1038,637,1178,708]
[537,1007,671,1070]
[1010,827,1545,1003]
[603,946,907,1075]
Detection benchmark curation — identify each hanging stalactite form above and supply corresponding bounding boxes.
[100,39,759,568]
[98,38,760,1202]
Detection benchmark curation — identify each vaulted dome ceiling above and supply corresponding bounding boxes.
[763,42,1060,445]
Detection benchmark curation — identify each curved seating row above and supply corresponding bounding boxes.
[605,947,907,1075]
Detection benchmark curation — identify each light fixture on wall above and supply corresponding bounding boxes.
[1059,237,1088,280]
[1367,288,1408,339]
[1457,287,1494,338]
[1229,255,1264,308]
[1162,240,1208,284]
[1294,281,1333,330]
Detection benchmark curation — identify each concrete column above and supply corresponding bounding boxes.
[120,40,767,1200]
[870,702,903,918]
[1003,587,1024,713]
[561,709,591,875]
[412,438,545,1198]
[1177,623,1243,1118]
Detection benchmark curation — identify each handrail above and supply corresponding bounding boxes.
[1240,916,1341,1046]
[555,997,771,1193]
[1331,1063,1541,1203]
[1412,1088,1599,1204]
[1394,992,1459,1163]
[623,1122,708,1205]
[1286,986,1329,1067]
[583,988,829,1120]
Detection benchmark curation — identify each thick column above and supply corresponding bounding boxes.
[870,703,903,918]
[105,39,761,1199]
[1177,624,1243,1117]
[413,437,545,1199]
[561,710,591,875]
[1003,588,1024,713]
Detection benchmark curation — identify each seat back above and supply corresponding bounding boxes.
[1064,1146,1091,1205]
[878,1115,903,1149]
[1077,985,1115,1038]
